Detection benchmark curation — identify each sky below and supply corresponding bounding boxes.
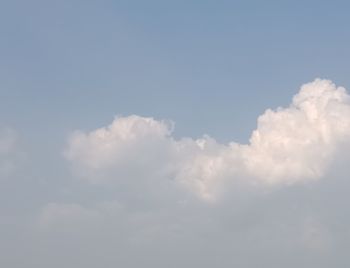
[1,0,350,267]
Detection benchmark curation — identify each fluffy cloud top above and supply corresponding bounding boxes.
[65,79,350,201]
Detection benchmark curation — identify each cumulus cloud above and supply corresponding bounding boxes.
[65,79,350,201]
[15,79,350,268]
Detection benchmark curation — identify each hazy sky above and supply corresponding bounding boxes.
[1,1,350,267]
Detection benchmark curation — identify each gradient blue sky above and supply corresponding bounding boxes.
[2,0,350,142]
[1,1,350,267]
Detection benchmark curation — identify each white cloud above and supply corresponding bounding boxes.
[241,79,350,183]
[65,115,176,179]
[65,79,350,201]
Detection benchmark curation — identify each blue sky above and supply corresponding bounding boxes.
[2,0,350,142]
[1,1,350,267]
